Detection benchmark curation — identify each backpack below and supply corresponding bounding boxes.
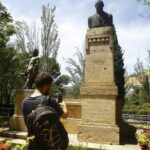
[26,96,69,150]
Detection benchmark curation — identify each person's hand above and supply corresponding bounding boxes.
[59,101,68,118]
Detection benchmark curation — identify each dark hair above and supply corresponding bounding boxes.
[32,49,39,56]
[35,72,53,88]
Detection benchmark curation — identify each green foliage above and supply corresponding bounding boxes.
[0,48,27,104]
[41,4,60,72]
[124,56,150,114]
[112,25,125,104]
[14,4,68,94]
[15,21,39,52]
[0,3,27,105]
[123,102,150,115]
[65,49,85,98]
[0,2,15,47]
[39,56,60,74]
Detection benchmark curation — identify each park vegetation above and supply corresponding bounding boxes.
[0,2,70,108]
[0,1,150,115]
[123,51,150,114]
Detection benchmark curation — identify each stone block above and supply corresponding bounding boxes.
[81,98,116,125]
[78,124,120,144]
[9,89,33,131]
[64,118,82,134]
[65,101,81,119]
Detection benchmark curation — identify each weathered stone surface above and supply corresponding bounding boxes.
[78,124,119,144]
[85,28,114,85]
[65,101,81,119]
[82,98,116,124]
[9,89,33,131]
[64,118,82,134]
[80,85,117,96]
[78,27,120,144]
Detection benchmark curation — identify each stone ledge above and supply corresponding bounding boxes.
[80,85,118,96]
[78,124,120,144]
[0,131,140,150]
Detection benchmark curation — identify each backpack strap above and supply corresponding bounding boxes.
[38,95,49,107]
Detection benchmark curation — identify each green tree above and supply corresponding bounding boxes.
[0,2,15,47]
[14,4,60,74]
[15,21,39,52]
[0,2,18,104]
[14,3,69,94]
[41,4,60,72]
[65,48,85,98]
[132,58,150,103]
[112,25,125,104]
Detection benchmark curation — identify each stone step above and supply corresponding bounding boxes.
[0,128,140,150]
[0,127,27,139]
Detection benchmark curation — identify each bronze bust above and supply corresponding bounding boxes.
[88,0,113,28]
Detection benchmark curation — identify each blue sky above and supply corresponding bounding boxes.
[1,0,150,74]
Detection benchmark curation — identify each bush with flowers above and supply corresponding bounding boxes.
[136,128,150,150]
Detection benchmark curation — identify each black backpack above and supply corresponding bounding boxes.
[26,96,69,150]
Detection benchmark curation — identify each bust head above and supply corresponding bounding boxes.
[95,0,104,13]
[32,49,39,57]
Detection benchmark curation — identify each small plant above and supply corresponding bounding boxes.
[136,128,150,149]
[0,140,11,150]
[0,139,28,150]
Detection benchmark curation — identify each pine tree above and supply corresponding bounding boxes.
[112,25,125,105]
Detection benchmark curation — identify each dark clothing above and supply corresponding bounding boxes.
[22,95,64,150]
[22,95,63,125]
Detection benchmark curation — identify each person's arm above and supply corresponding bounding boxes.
[59,101,68,119]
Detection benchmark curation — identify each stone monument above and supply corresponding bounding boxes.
[9,49,39,131]
[78,27,120,144]
[78,0,135,144]
[9,89,33,131]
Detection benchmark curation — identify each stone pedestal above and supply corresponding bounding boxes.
[78,27,120,144]
[9,89,33,131]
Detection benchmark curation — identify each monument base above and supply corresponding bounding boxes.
[9,89,33,131]
[9,115,27,131]
[78,123,120,144]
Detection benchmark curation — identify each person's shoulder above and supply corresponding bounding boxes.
[23,96,30,102]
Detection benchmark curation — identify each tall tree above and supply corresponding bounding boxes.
[41,4,60,72]
[112,25,125,105]
[131,58,150,103]
[0,2,15,47]
[134,58,145,84]
[15,21,40,52]
[0,2,18,105]
[14,3,69,94]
